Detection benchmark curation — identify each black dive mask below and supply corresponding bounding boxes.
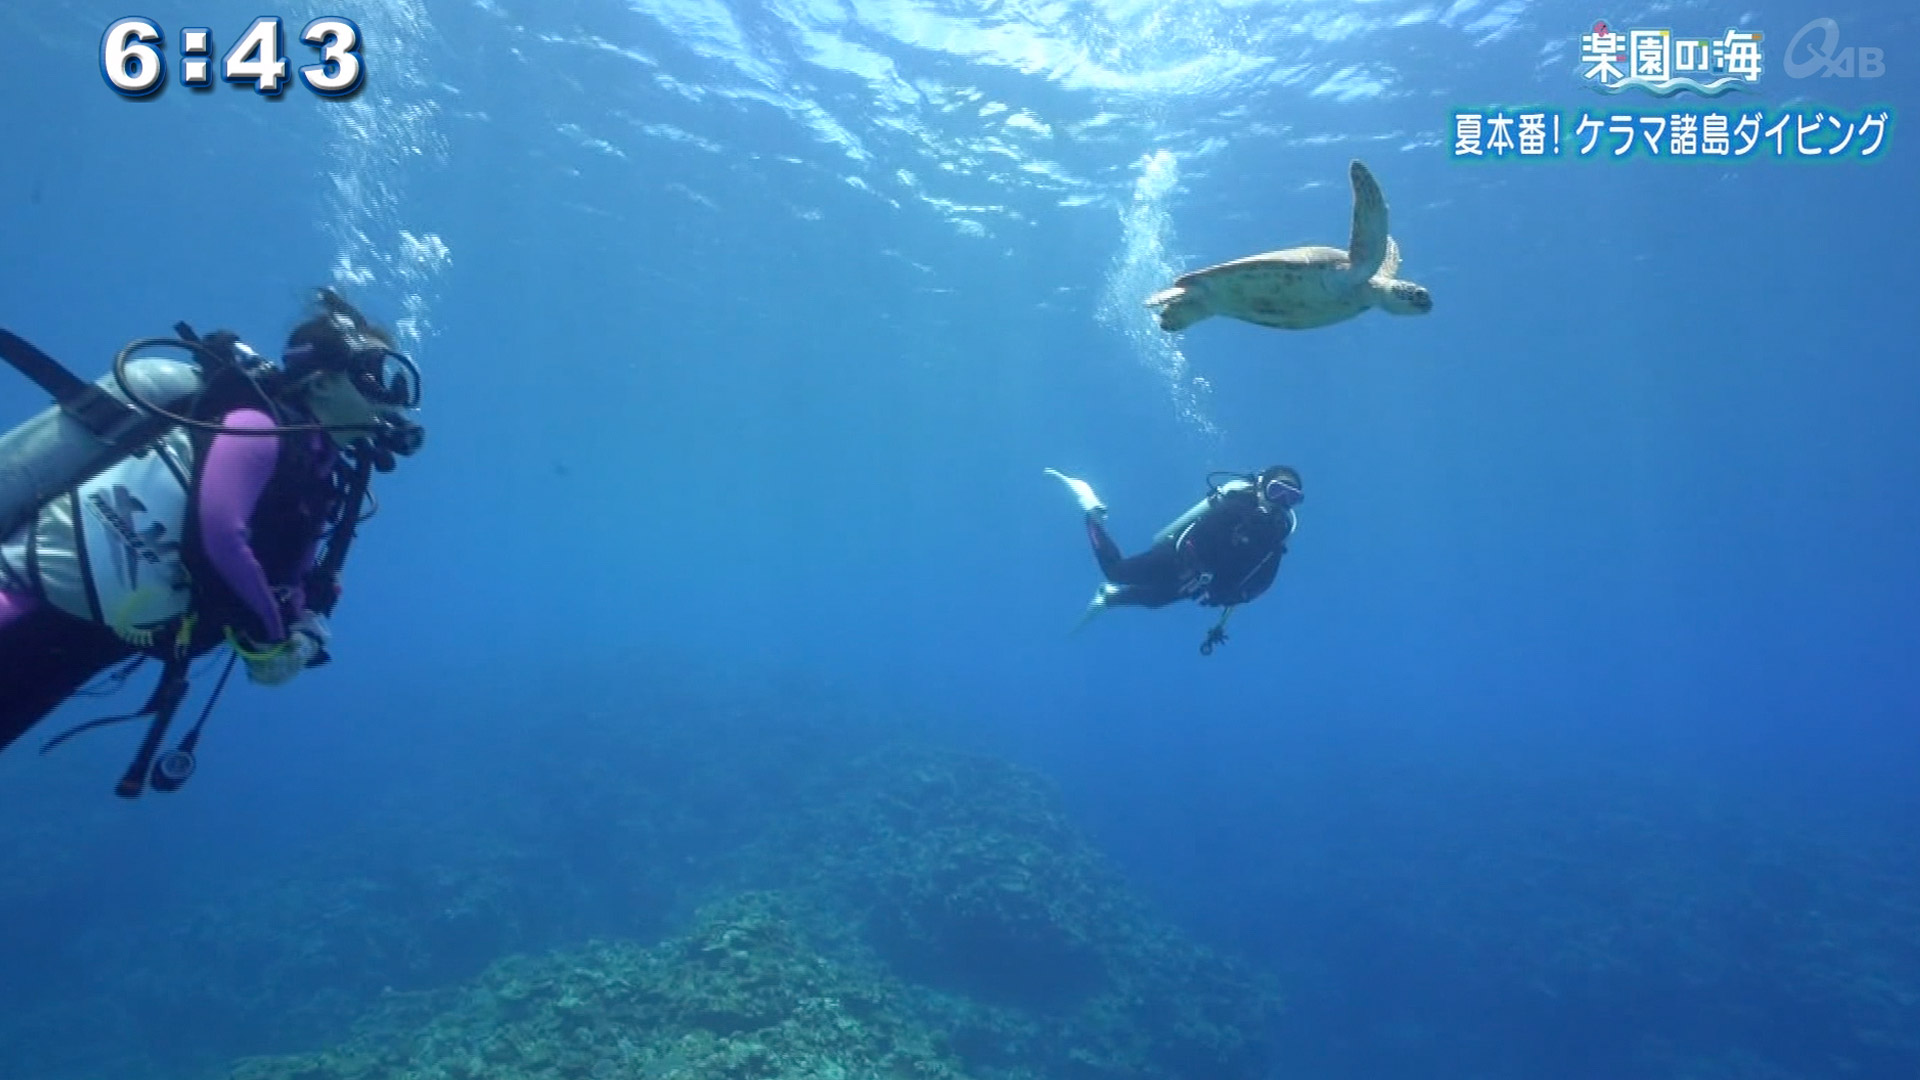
[284,316,425,471]
[285,315,422,408]
[1263,474,1303,508]
[360,342,425,465]
[346,343,421,409]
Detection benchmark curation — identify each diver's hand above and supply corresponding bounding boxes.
[290,610,331,654]
[239,611,332,686]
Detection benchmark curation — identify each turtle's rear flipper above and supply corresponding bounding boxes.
[1145,285,1209,331]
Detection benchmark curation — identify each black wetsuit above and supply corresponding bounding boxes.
[1086,486,1290,609]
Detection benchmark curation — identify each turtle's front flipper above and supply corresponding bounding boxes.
[1346,159,1390,280]
[1145,284,1211,331]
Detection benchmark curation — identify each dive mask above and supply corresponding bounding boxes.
[345,342,421,409]
[1262,472,1304,507]
[302,368,425,469]
[347,341,425,464]
[285,313,422,408]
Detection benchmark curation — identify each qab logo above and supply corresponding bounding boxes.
[1783,18,1884,79]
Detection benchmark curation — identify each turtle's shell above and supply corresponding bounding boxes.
[1181,245,1372,330]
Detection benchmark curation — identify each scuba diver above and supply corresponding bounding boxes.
[1045,464,1302,654]
[0,287,424,796]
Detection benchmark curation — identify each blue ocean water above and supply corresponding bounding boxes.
[1,0,1917,1078]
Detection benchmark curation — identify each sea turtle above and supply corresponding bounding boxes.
[1144,159,1433,333]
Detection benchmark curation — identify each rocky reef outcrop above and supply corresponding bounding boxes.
[225,745,1281,1080]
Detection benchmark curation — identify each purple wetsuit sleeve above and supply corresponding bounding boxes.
[198,410,288,642]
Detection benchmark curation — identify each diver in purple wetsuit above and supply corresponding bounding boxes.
[0,288,424,767]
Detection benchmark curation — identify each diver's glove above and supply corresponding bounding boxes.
[235,611,332,687]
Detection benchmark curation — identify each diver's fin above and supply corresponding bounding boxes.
[1044,467,1107,519]
[1071,584,1120,634]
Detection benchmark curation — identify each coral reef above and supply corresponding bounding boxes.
[16,677,1918,1080]
[219,745,1282,1080]
[0,684,916,1080]
[228,892,973,1080]
[809,749,1132,1005]
[696,745,1282,1080]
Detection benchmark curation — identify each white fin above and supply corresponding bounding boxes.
[1044,468,1107,518]
[1072,584,1120,633]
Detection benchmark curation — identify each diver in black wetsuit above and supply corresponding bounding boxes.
[1046,465,1302,651]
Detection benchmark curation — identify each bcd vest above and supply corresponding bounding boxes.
[1,428,198,646]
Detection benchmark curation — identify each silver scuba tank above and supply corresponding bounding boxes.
[0,356,206,541]
[1152,478,1255,547]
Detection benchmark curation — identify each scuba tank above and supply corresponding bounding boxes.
[1152,475,1257,548]
[0,353,205,541]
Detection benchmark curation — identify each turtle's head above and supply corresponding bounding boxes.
[1376,279,1432,316]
